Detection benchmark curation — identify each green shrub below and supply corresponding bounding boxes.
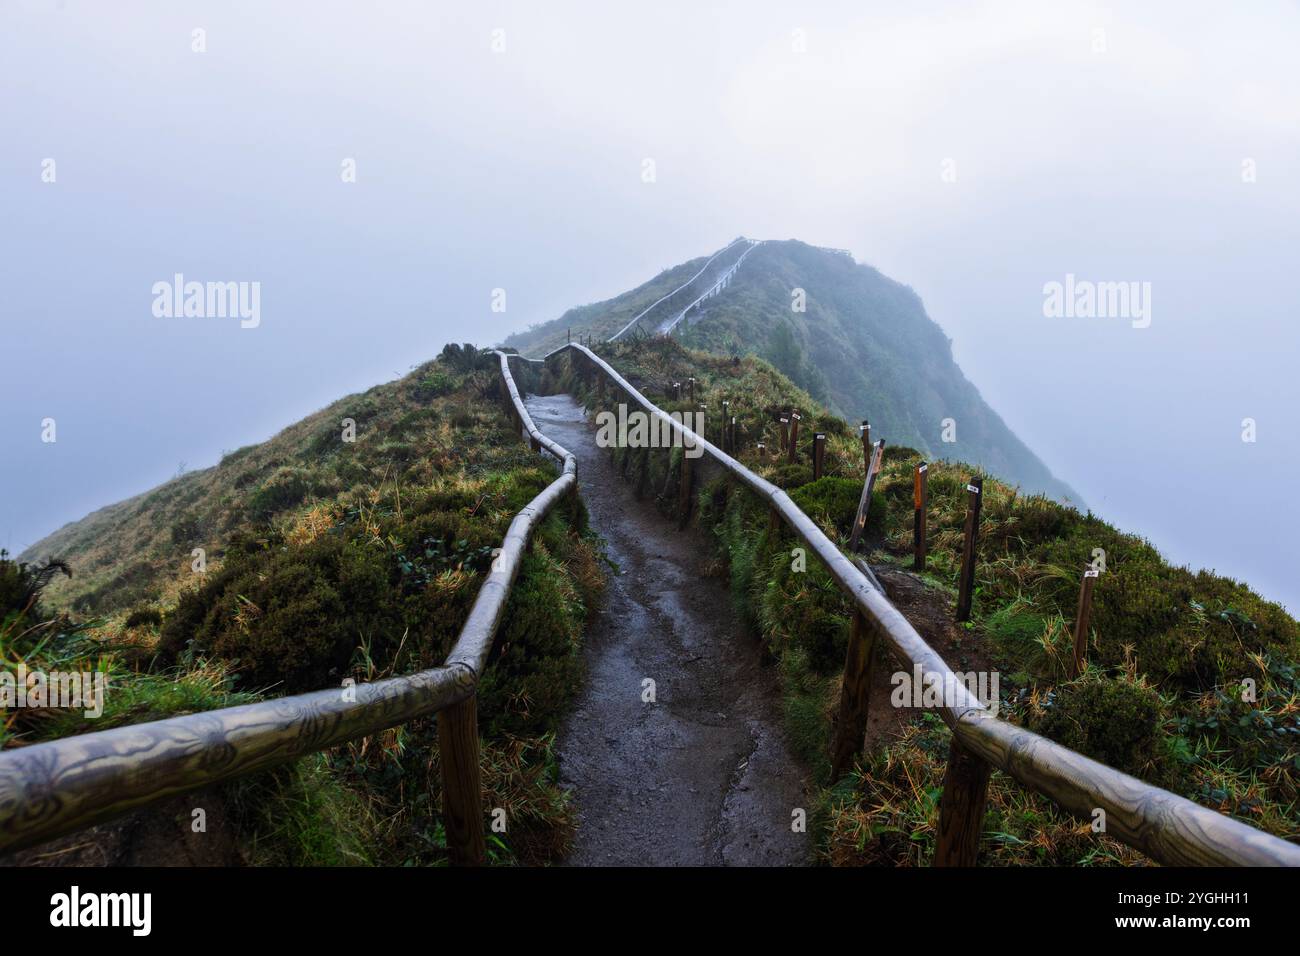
[882,445,923,463]
[765,463,814,489]
[124,607,164,629]
[1030,677,1171,786]
[247,468,316,522]
[790,476,884,539]
[412,371,455,401]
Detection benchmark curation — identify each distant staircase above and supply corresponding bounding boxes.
[657,239,761,336]
[607,238,761,343]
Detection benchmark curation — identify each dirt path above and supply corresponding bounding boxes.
[525,393,810,866]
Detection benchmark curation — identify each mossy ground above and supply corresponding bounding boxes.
[568,338,1300,865]
[4,343,604,866]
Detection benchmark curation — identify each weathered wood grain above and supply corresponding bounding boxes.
[830,610,877,779]
[955,476,983,622]
[935,738,992,866]
[438,697,485,866]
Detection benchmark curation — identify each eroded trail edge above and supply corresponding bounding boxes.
[526,393,810,866]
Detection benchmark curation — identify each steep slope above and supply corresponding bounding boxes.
[20,346,515,613]
[9,343,601,866]
[506,239,1079,504]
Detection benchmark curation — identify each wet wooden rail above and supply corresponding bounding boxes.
[545,342,1300,867]
[1,344,1297,867]
[0,351,570,864]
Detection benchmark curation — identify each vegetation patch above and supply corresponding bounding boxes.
[567,337,1300,864]
[6,343,604,866]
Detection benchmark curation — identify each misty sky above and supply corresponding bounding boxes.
[2,1,1298,612]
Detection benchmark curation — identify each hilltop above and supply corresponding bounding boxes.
[504,239,1080,504]
[9,335,1299,865]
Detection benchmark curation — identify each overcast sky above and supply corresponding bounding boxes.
[2,0,1297,611]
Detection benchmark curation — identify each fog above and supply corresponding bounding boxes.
[2,0,1297,611]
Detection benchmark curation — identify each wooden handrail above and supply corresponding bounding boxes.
[0,351,574,860]
[550,342,1300,867]
[3,343,1295,867]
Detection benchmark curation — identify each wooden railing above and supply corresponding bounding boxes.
[549,341,1300,867]
[3,344,1297,867]
[0,351,570,865]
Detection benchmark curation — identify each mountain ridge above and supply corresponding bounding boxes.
[505,239,1081,504]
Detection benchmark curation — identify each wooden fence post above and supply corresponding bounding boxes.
[787,412,801,464]
[779,415,789,453]
[730,416,738,455]
[830,609,877,778]
[721,401,730,452]
[934,738,991,866]
[860,420,870,473]
[849,440,884,553]
[955,477,983,622]
[687,377,695,402]
[437,696,486,866]
[678,451,694,529]
[913,462,928,571]
[1072,568,1099,676]
[813,433,826,479]
[634,447,651,498]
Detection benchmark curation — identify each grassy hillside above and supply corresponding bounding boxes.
[7,344,603,865]
[506,239,1079,505]
[563,338,1300,864]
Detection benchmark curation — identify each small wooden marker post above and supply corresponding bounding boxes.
[849,440,884,553]
[673,381,681,400]
[687,377,695,402]
[934,739,992,867]
[787,411,801,463]
[955,476,983,622]
[812,433,826,479]
[913,462,928,570]
[678,449,694,528]
[830,609,877,778]
[860,420,871,473]
[721,401,730,452]
[779,415,789,454]
[729,416,738,455]
[437,697,486,866]
[1071,568,1099,676]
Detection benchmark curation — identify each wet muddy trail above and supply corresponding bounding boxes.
[525,393,810,866]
